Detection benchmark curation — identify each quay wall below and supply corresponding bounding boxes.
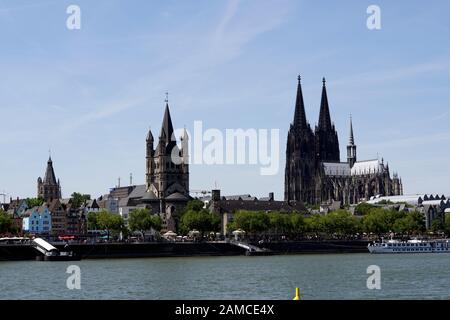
[0,240,369,261]
[251,240,370,254]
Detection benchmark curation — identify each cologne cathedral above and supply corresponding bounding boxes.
[285,76,403,205]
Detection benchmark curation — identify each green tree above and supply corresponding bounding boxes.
[70,192,91,208]
[324,210,361,236]
[87,212,100,230]
[180,209,220,237]
[305,214,326,234]
[97,210,125,240]
[232,210,270,235]
[444,213,450,236]
[354,202,375,215]
[0,210,13,233]
[392,212,424,235]
[290,213,306,236]
[362,208,391,235]
[129,208,162,240]
[182,200,205,214]
[430,218,444,234]
[25,197,44,208]
[268,212,292,235]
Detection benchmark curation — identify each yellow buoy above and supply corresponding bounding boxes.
[293,287,300,300]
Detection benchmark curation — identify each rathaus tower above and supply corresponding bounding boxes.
[37,156,61,202]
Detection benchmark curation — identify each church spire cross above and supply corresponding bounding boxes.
[293,75,308,129]
[348,115,355,145]
[318,77,332,130]
[165,91,169,104]
[159,100,175,145]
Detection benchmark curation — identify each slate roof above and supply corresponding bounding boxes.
[166,192,189,201]
[216,200,306,213]
[43,157,58,185]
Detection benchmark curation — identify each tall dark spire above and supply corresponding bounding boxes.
[44,157,57,185]
[160,103,174,142]
[348,115,355,145]
[315,77,340,162]
[293,75,307,129]
[347,115,357,167]
[318,77,332,130]
[38,156,61,201]
[147,127,154,142]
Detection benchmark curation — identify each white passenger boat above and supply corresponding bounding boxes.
[368,239,450,254]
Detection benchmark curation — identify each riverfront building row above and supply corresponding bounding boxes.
[2,76,448,237]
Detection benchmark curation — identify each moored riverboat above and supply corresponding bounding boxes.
[368,239,450,254]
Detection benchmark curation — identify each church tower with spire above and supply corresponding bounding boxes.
[315,78,340,163]
[145,98,190,231]
[37,156,61,202]
[347,116,357,167]
[284,75,317,204]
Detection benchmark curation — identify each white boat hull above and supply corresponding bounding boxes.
[368,240,450,254]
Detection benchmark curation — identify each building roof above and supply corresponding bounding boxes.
[323,162,351,176]
[222,194,256,201]
[422,200,449,206]
[366,194,426,205]
[109,186,135,200]
[351,159,384,176]
[216,199,306,213]
[43,157,58,185]
[117,185,157,206]
[128,185,147,199]
[166,192,189,201]
[141,191,158,200]
[47,199,63,212]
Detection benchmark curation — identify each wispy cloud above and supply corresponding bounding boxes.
[430,110,450,121]
[57,96,149,133]
[53,0,292,132]
[332,58,450,88]
[363,131,450,150]
[207,0,289,62]
[0,0,57,13]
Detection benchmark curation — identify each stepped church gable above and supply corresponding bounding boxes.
[285,76,403,205]
[143,101,190,231]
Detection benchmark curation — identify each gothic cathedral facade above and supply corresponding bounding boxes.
[285,76,403,205]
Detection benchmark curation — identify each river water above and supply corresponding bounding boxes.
[0,253,449,299]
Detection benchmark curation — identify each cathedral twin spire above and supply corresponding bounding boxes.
[292,76,334,132]
[292,75,340,162]
[318,78,333,131]
[293,76,308,129]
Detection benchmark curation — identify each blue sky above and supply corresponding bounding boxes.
[1,0,450,201]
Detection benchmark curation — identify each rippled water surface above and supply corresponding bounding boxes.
[1,253,449,299]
